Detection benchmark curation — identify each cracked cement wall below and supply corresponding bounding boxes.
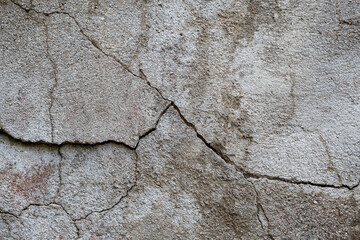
[0,0,359,239]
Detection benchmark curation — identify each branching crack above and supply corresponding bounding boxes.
[74,150,140,222]
[172,104,359,191]
[5,3,360,236]
[13,202,80,238]
[6,0,171,148]
[134,102,172,148]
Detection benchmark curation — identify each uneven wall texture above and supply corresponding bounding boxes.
[0,0,360,239]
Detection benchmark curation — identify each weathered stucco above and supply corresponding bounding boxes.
[0,0,359,239]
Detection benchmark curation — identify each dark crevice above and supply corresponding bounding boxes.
[0,210,18,219]
[6,0,360,216]
[172,104,359,191]
[138,68,172,103]
[0,129,136,150]
[56,147,64,199]
[172,104,234,164]
[134,102,173,148]
[339,19,360,26]
[7,0,171,149]
[44,20,58,143]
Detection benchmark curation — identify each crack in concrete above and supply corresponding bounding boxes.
[250,182,275,240]
[4,1,360,236]
[138,68,173,103]
[0,100,357,194]
[134,102,173,148]
[246,173,359,191]
[8,0,171,148]
[287,64,296,122]
[0,129,136,149]
[65,14,140,80]
[5,202,80,238]
[44,20,58,143]
[74,150,140,223]
[56,147,63,199]
[171,104,359,191]
[318,132,343,185]
[0,210,18,219]
[11,1,170,106]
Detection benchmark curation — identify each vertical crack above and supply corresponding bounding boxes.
[44,20,58,143]
[287,63,296,122]
[250,182,275,240]
[289,72,296,119]
[56,147,63,199]
[318,133,343,185]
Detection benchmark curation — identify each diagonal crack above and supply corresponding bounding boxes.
[134,102,172,148]
[0,210,18,219]
[7,0,171,148]
[171,103,359,191]
[138,68,173,103]
[7,0,360,210]
[74,150,140,222]
[65,14,140,79]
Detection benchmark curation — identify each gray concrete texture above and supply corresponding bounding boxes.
[0,0,359,239]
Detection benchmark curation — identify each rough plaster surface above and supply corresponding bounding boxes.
[0,0,359,239]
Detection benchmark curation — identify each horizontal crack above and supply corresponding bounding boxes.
[0,129,135,150]
[245,173,359,191]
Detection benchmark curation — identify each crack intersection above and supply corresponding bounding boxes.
[3,1,360,238]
